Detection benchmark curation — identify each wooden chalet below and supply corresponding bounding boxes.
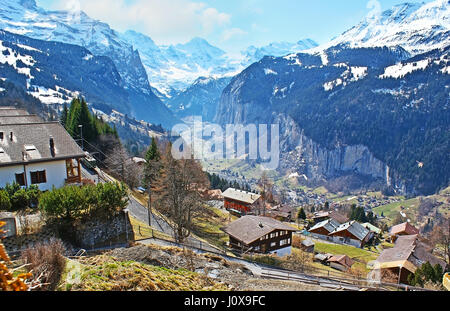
[328,221,372,248]
[327,255,355,272]
[222,215,297,257]
[308,218,341,241]
[389,222,419,242]
[374,235,447,284]
[222,188,261,215]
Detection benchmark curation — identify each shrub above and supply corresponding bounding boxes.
[39,183,129,221]
[39,186,86,221]
[0,190,11,211]
[26,185,42,208]
[3,183,20,198]
[10,189,29,211]
[21,238,67,291]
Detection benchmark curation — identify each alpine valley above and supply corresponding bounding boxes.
[0,0,449,196]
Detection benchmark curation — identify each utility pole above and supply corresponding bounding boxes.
[147,185,152,227]
[78,124,84,151]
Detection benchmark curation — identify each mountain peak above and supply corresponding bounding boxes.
[316,0,450,56]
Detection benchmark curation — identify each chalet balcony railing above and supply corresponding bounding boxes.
[65,176,81,184]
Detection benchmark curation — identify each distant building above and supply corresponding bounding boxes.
[300,238,315,253]
[328,221,372,248]
[327,255,355,272]
[0,108,85,190]
[362,222,382,235]
[308,218,341,241]
[222,215,297,257]
[374,235,447,284]
[312,210,349,224]
[266,205,296,222]
[222,188,262,216]
[131,157,147,166]
[314,253,333,264]
[389,222,419,242]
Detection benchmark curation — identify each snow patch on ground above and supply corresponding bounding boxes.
[0,40,35,78]
[379,59,430,79]
[264,68,278,75]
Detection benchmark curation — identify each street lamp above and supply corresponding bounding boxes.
[78,124,84,150]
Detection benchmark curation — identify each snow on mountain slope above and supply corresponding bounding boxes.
[121,29,318,97]
[242,39,318,65]
[0,0,178,127]
[311,0,450,56]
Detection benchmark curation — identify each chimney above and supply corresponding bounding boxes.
[259,222,264,228]
[0,132,3,140]
[49,136,55,157]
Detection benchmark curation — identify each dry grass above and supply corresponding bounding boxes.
[21,238,67,291]
[60,254,230,291]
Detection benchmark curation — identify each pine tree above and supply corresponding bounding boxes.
[60,103,68,127]
[298,208,306,220]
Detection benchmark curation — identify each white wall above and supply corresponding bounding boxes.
[0,160,67,191]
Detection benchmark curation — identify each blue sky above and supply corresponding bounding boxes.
[36,0,432,53]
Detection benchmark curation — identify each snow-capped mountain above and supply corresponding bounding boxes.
[242,39,318,65]
[313,0,450,56]
[122,30,318,99]
[121,31,241,99]
[0,0,178,127]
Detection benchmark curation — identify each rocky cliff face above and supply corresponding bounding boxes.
[275,114,391,188]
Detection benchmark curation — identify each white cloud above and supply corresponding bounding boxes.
[51,0,231,44]
[221,28,248,41]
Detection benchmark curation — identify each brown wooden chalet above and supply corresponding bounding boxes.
[222,188,261,215]
[374,235,447,284]
[389,222,419,242]
[222,216,297,256]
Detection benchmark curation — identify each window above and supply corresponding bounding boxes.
[30,170,46,184]
[270,242,277,247]
[15,173,26,186]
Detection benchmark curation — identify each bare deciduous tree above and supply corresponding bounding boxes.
[153,145,209,243]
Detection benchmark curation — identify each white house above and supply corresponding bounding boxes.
[0,108,85,191]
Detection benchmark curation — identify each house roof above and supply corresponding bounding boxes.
[389,222,419,236]
[0,121,85,167]
[312,210,349,223]
[0,108,30,116]
[329,221,370,241]
[309,218,341,233]
[222,188,261,205]
[222,215,297,245]
[327,255,355,268]
[375,235,447,273]
[362,222,382,234]
[0,115,43,124]
[302,238,315,247]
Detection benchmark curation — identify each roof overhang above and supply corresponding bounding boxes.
[0,154,86,168]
